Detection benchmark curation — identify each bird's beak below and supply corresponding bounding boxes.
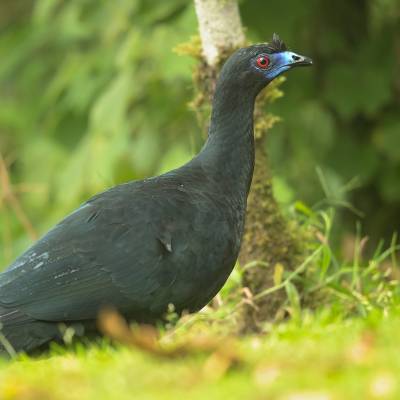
[289,52,313,67]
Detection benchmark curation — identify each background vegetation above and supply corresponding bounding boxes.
[1,0,399,266]
[0,0,399,398]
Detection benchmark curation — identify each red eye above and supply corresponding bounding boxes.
[256,55,270,69]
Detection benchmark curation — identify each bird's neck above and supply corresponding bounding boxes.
[195,78,257,198]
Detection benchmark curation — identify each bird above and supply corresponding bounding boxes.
[0,34,312,354]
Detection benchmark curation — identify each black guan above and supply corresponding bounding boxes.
[0,34,312,354]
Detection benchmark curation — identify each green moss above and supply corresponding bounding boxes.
[173,36,203,60]
[1,311,400,399]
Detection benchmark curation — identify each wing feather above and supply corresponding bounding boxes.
[0,185,174,321]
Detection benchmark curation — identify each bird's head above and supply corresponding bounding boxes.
[219,34,312,93]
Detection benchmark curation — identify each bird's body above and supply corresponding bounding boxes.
[0,35,311,354]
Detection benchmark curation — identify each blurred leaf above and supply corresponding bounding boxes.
[285,281,301,319]
[373,117,400,163]
[273,263,284,286]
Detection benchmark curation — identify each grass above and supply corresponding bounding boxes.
[0,207,399,400]
[1,310,400,399]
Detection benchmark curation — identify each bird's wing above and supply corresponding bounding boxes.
[0,183,192,322]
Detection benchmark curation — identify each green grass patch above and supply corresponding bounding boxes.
[1,310,400,399]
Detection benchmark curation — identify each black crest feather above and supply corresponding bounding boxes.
[266,33,287,53]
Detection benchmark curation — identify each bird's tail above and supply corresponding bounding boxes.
[0,306,59,356]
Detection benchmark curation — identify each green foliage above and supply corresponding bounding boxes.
[0,0,197,265]
[241,0,399,242]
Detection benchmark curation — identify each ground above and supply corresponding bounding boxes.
[0,307,399,400]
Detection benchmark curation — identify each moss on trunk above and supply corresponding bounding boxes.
[188,52,305,330]
[188,0,307,331]
[238,137,304,331]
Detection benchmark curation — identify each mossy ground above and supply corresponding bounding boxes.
[1,309,400,400]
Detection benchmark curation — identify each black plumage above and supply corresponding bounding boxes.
[0,35,312,354]
[266,32,288,53]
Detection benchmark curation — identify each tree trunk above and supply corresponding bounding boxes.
[194,0,245,67]
[193,0,303,331]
